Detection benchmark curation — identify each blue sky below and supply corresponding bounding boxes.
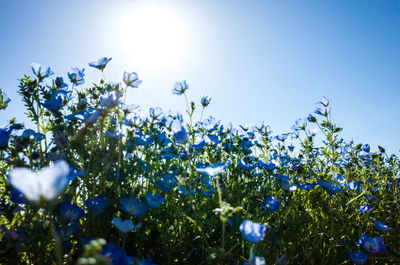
[1,0,399,153]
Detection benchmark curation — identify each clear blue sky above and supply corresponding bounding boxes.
[1,0,399,153]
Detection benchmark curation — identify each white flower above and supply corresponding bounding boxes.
[8,160,70,202]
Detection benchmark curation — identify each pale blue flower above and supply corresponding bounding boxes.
[111,217,141,233]
[85,197,109,215]
[8,160,70,202]
[31,63,54,80]
[123,71,142,88]
[172,80,188,95]
[68,67,85,85]
[145,192,166,208]
[196,162,229,177]
[99,91,120,108]
[239,220,268,243]
[201,95,211,107]
[173,125,189,144]
[120,197,148,217]
[88,57,112,71]
[264,196,280,211]
[59,200,85,222]
[358,233,386,253]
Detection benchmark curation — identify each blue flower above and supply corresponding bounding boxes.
[200,95,211,107]
[56,223,78,242]
[173,125,189,145]
[134,131,154,146]
[344,181,363,190]
[347,250,368,265]
[123,71,142,88]
[8,160,70,203]
[361,144,370,153]
[42,90,69,115]
[239,220,268,243]
[317,179,342,195]
[374,220,392,232]
[0,127,12,149]
[191,139,206,151]
[59,201,85,222]
[315,97,331,116]
[172,80,188,95]
[238,158,254,170]
[149,107,163,120]
[85,197,109,215]
[102,242,134,265]
[31,63,54,80]
[55,77,68,88]
[264,196,280,211]
[68,67,85,85]
[99,91,120,108]
[156,173,178,192]
[120,197,148,217]
[358,233,386,253]
[145,192,166,208]
[359,205,370,213]
[196,162,229,177]
[298,182,317,191]
[88,57,112,71]
[111,217,141,233]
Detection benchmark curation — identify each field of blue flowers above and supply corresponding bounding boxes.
[0,58,399,265]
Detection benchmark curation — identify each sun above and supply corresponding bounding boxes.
[117,4,186,69]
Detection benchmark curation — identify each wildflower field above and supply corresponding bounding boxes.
[0,58,399,265]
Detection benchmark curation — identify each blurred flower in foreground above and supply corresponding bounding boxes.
[8,160,70,203]
[239,220,268,243]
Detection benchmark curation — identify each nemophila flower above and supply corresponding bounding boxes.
[273,174,290,181]
[8,160,70,203]
[315,97,331,116]
[123,71,142,88]
[111,217,141,233]
[201,95,211,107]
[291,118,306,131]
[274,133,289,142]
[120,197,148,217]
[238,158,254,170]
[145,192,166,208]
[239,220,268,243]
[378,146,385,153]
[172,80,189,95]
[31,63,54,80]
[348,250,368,265]
[134,131,154,146]
[99,90,120,108]
[359,205,370,213]
[173,125,189,144]
[42,91,66,115]
[88,57,112,71]
[102,242,134,265]
[54,77,68,88]
[299,182,317,191]
[58,201,85,222]
[178,186,195,196]
[0,127,12,149]
[374,220,392,232]
[196,162,229,177]
[191,139,206,151]
[85,197,109,215]
[68,67,85,85]
[361,144,370,153]
[358,233,386,253]
[156,173,178,192]
[317,179,342,195]
[345,181,363,190]
[264,196,280,211]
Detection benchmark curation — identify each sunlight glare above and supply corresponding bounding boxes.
[117,4,186,69]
